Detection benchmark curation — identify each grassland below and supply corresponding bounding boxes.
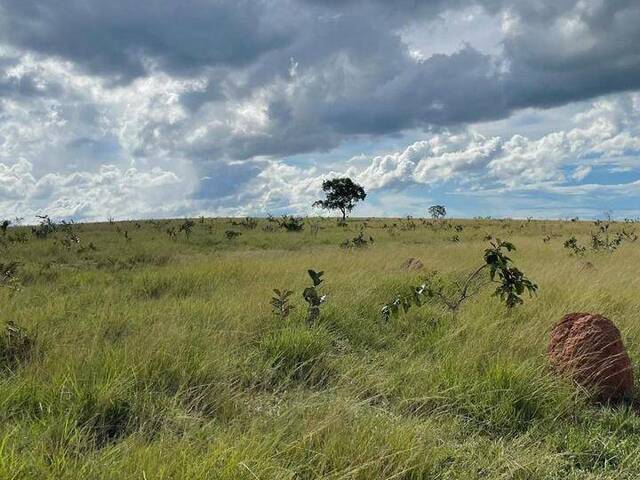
[2,216,640,479]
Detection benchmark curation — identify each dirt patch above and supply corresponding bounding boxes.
[548,313,633,403]
[401,257,424,271]
[579,261,595,271]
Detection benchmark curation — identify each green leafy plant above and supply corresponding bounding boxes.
[179,219,195,239]
[484,240,538,308]
[277,215,304,232]
[57,220,81,249]
[584,220,634,252]
[563,236,586,256]
[32,215,57,239]
[303,269,326,323]
[0,220,10,235]
[590,222,623,252]
[271,289,294,319]
[225,230,242,240]
[381,239,537,320]
[340,229,373,249]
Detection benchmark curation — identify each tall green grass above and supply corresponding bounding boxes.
[1,217,640,478]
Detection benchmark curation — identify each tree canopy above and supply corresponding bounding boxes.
[313,177,366,221]
[428,205,446,219]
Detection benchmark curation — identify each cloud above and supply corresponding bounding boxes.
[349,93,640,192]
[0,159,192,221]
[0,0,639,157]
[0,0,639,219]
[571,165,592,181]
[0,0,290,81]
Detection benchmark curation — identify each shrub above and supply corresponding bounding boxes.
[32,215,57,239]
[179,219,195,239]
[382,238,537,320]
[278,215,304,232]
[303,269,326,323]
[564,236,586,256]
[340,229,373,249]
[271,289,294,319]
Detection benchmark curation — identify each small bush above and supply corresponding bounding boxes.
[340,229,373,249]
[564,236,586,256]
[271,289,294,319]
[179,219,195,239]
[32,215,57,239]
[278,215,304,232]
[225,230,242,240]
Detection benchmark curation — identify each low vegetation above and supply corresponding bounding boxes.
[1,215,640,478]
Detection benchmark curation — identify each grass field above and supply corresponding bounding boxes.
[2,216,640,479]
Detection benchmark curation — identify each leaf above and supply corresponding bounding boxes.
[307,269,324,286]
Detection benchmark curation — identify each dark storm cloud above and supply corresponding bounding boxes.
[501,0,640,110]
[0,0,639,159]
[0,0,291,81]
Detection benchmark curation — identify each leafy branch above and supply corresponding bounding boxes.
[271,289,294,319]
[381,239,538,320]
[303,269,326,323]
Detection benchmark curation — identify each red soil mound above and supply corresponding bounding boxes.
[548,313,634,402]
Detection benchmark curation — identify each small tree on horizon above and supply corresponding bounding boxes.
[428,205,447,220]
[313,177,366,221]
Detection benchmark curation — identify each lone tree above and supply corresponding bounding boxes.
[428,205,446,220]
[313,177,366,221]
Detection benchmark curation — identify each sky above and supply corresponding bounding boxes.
[1,0,640,222]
